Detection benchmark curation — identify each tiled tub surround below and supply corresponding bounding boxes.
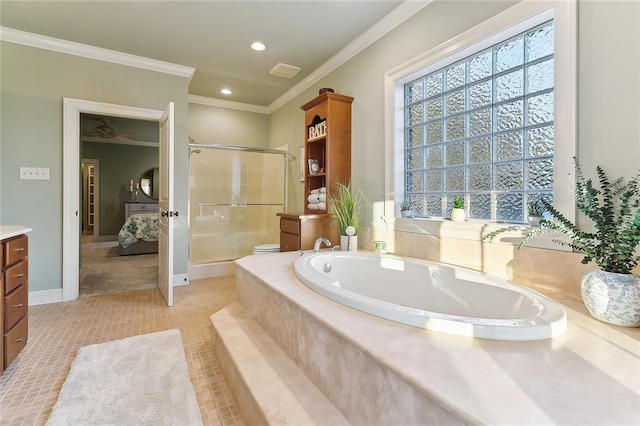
[233,251,639,425]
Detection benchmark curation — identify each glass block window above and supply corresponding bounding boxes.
[403,20,554,222]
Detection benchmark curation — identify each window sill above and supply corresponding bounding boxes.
[380,216,572,252]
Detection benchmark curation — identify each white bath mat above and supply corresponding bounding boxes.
[46,329,203,426]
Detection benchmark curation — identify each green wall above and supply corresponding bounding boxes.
[82,142,158,235]
[0,42,190,292]
[188,103,269,148]
[270,0,640,230]
[270,0,518,220]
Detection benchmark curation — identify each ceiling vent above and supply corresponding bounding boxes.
[270,63,301,79]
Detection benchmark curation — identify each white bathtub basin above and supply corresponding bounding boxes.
[294,251,567,341]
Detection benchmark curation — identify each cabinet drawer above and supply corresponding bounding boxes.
[280,219,300,235]
[128,203,158,214]
[4,260,28,295]
[4,235,28,266]
[279,232,300,252]
[4,316,28,368]
[5,284,28,331]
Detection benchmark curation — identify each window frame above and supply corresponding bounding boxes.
[404,18,556,222]
[383,0,576,241]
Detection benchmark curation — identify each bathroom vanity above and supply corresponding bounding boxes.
[277,213,339,252]
[1,225,32,374]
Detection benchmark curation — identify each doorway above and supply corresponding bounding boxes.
[63,98,164,301]
[78,115,160,297]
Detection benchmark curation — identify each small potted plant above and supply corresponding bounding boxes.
[527,200,546,226]
[399,199,412,218]
[329,182,363,251]
[485,159,640,327]
[451,195,465,222]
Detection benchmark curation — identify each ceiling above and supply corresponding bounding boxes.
[81,113,160,146]
[0,0,406,107]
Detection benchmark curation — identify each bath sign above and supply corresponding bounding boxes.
[308,119,327,141]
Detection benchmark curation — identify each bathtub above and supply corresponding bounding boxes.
[294,251,567,341]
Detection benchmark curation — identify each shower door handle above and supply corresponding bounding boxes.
[161,211,180,218]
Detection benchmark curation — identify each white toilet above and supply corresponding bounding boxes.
[252,243,280,255]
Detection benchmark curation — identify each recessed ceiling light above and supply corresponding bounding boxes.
[251,41,266,51]
[220,88,232,95]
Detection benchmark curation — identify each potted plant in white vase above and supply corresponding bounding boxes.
[527,200,547,226]
[451,196,466,222]
[329,182,362,251]
[399,199,412,218]
[485,159,640,327]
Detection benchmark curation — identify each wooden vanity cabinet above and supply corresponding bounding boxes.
[1,234,29,374]
[277,92,352,252]
[277,213,339,252]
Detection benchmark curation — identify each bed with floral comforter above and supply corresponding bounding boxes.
[118,213,159,253]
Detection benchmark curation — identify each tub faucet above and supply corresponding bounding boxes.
[313,237,332,252]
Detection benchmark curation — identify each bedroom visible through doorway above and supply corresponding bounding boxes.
[79,113,160,297]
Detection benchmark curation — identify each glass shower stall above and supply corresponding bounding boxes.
[188,144,286,265]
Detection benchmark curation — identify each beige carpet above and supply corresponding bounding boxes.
[80,241,158,297]
[46,329,203,426]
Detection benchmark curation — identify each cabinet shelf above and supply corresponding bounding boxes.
[301,92,353,215]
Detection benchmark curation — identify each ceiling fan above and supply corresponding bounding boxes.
[83,117,137,141]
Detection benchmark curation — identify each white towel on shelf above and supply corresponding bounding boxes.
[319,187,327,193]
[307,203,320,210]
[318,193,326,202]
[317,202,326,210]
[310,188,320,194]
[307,194,321,204]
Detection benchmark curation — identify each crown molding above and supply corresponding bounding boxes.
[1,0,427,114]
[268,0,432,113]
[189,95,270,115]
[0,26,195,81]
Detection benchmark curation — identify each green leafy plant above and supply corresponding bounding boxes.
[527,200,546,217]
[453,196,464,209]
[329,182,363,235]
[485,159,640,274]
[399,199,411,211]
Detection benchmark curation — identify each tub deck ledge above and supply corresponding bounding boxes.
[230,251,639,425]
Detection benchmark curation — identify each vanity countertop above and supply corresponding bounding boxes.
[0,225,33,240]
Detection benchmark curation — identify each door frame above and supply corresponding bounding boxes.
[63,98,163,301]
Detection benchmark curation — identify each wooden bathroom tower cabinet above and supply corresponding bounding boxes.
[301,91,353,215]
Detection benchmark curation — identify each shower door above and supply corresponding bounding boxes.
[189,146,286,264]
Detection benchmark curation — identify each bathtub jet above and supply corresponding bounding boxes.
[294,251,567,341]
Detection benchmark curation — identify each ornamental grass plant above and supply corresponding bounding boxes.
[329,182,363,235]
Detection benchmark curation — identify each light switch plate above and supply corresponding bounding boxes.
[20,167,50,180]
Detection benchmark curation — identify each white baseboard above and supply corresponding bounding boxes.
[30,289,64,306]
[29,271,219,306]
[173,273,189,287]
[188,261,236,281]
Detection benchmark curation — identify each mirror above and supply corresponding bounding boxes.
[140,167,159,200]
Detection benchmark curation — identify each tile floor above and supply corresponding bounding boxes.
[0,277,244,426]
